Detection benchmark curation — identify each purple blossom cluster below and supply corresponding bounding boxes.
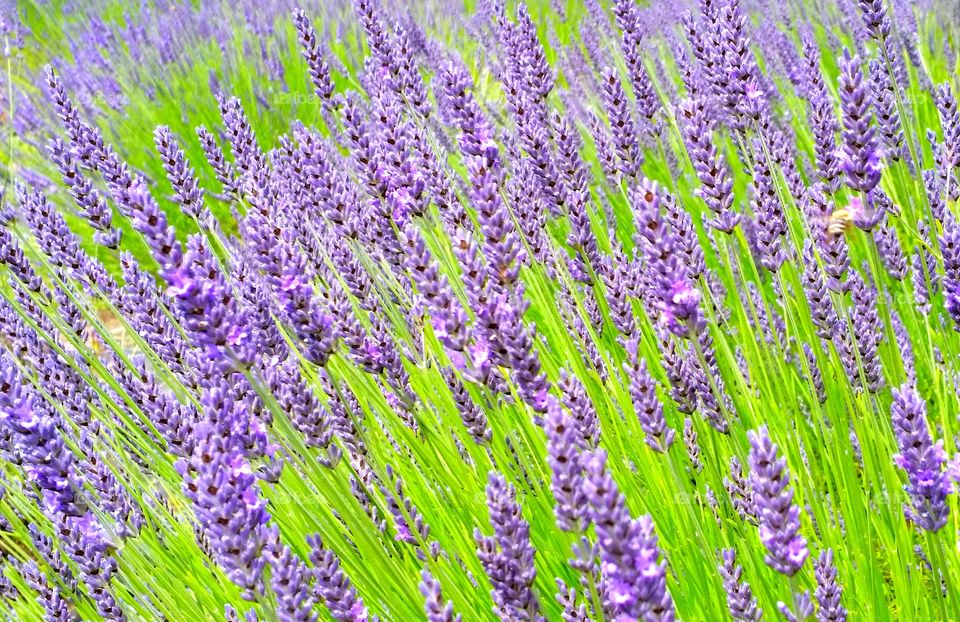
[0,0,958,619]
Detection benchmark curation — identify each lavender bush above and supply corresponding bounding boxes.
[0,0,958,620]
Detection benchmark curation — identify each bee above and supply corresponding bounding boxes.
[84,307,131,359]
[826,207,856,238]
[824,197,865,240]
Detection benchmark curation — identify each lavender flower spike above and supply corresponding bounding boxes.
[154,125,205,219]
[308,535,371,622]
[718,548,762,622]
[420,570,461,622]
[583,450,676,620]
[814,549,847,621]
[838,49,882,194]
[543,397,587,532]
[632,179,704,338]
[624,339,675,453]
[890,385,950,532]
[748,426,808,576]
[475,472,542,621]
[0,357,82,517]
[178,420,270,598]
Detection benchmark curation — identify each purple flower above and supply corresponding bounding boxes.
[47,137,122,248]
[750,142,787,271]
[154,125,205,218]
[838,49,882,193]
[196,125,241,198]
[718,549,762,621]
[600,66,642,178]
[555,579,590,622]
[21,560,76,622]
[890,384,950,532]
[420,570,460,622]
[293,9,337,107]
[58,514,126,620]
[683,418,702,474]
[308,535,370,622]
[17,183,113,293]
[857,0,891,41]
[874,219,907,280]
[935,84,960,200]
[268,542,318,622]
[438,60,499,165]
[814,549,847,621]
[443,370,491,444]
[583,450,676,620]
[179,420,270,598]
[800,242,838,339]
[869,60,906,163]
[748,426,808,576]
[800,35,841,192]
[624,340,674,453]
[632,180,704,338]
[475,472,542,620]
[848,269,884,393]
[382,465,430,546]
[0,215,42,293]
[0,358,81,517]
[678,98,738,232]
[543,397,587,532]
[491,294,551,414]
[554,113,601,271]
[556,369,600,448]
[612,0,660,123]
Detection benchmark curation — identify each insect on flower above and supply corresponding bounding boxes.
[823,197,866,240]
[826,206,857,239]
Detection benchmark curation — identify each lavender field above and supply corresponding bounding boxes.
[0,0,958,619]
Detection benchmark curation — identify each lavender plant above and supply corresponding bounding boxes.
[0,0,957,620]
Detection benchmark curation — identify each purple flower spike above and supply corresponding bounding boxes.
[179,421,270,598]
[600,66,642,179]
[814,549,847,621]
[557,369,600,448]
[196,125,241,198]
[0,357,82,517]
[800,242,838,339]
[890,385,950,532]
[750,143,787,272]
[48,137,122,248]
[492,294,551,414]
[22,560,76,622]
[848,270,884,393]
[420,570,461,622]
[718,548,762,621]
[874,220,907,280]
[308,535,371,622]
[838,49,882,193]
[543,397,587,532]
[678,98,738,232]
[612,0,660,124]
[801,35,840,192]
[857,0,891,41]
[624,341,675,453]
[935,85,960,200]
[632,179,704,338]
[475,472,541,621]
[869,60,906,163]
[583,450,676,620]
[293,10,338,108]
[0,215,42,293]
[268,543,318,622]
[748,426,808,576]
[154,126,205,219]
